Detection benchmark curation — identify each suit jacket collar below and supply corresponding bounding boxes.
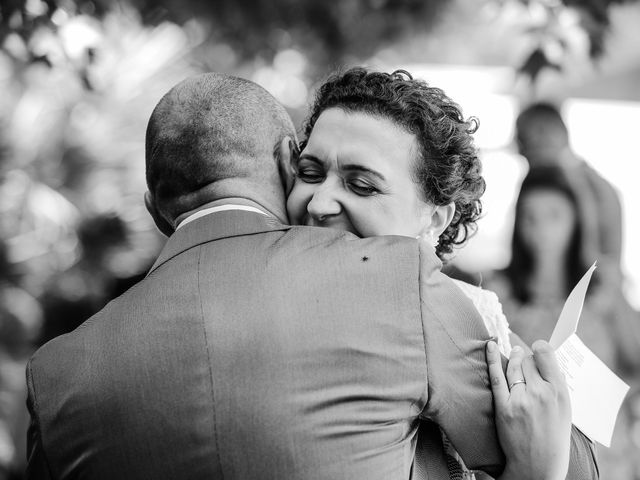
[148,210,291,276]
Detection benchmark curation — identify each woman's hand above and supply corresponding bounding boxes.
[487,340,572,480]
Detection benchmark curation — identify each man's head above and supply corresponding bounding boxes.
[145,73,297,235]
[515,102,570,168]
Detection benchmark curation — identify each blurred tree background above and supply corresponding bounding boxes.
[1,0,640,477]
[1,0,637,290]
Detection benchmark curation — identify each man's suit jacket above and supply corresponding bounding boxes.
[24,210,550,479]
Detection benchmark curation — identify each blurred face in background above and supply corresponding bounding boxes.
[516,119,568,167]
[517,188,577,258]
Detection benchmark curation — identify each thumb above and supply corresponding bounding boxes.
[532,340,565,386]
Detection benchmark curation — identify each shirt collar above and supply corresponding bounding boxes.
[176,204,271,230]
[148,208,289,276]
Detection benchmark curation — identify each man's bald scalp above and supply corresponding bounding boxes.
[145,73,296,220]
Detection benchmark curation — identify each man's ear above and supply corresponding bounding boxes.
[423,202,456,239]
[144,191,174,237]
[277,136,297,196]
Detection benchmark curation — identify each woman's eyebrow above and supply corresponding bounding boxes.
[341,164,386,181]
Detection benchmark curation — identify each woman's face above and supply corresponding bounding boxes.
[517,188,576,257]
[286,108,438,238]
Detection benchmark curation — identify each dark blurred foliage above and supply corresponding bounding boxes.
[2,0,639,83]
[516,0,640,80]
[0,242,12,284]
[1,0,449,71]
[518,46,563,82]
[562,0,637,56]
[139,0,451,67]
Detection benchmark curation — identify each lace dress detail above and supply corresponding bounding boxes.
[451,279,512,357]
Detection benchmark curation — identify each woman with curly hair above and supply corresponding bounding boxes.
[287,67,511,356]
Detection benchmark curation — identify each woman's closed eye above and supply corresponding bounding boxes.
[347,177,380,196]
[295,160,325,183]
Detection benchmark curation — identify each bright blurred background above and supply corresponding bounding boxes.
[1,0,639,478]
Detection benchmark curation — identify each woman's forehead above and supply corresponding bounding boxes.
[308,108,417,164]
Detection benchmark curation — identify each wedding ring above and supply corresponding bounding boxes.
[508,379,526,390]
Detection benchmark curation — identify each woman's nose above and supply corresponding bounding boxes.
[307,181,342,221]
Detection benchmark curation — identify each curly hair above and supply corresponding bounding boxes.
[301,67,485,259]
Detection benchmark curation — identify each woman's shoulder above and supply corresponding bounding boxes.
[450,279,502,318]
[450,278,512,356]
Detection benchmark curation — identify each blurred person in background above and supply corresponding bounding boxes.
[484,165,640,480]
[515,102,624,291]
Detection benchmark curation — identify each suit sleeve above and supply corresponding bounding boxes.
[417,242,505,477]
[567,426,599,480]
[25,360,55,480]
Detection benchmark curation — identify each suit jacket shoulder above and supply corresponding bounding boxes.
[26,212,503,479]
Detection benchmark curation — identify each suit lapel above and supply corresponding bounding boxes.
[147,210,291,276]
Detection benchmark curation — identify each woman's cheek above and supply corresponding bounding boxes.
[347,203,384,238]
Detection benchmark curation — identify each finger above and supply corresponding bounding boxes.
[521,354,543,390]
[486,340,509,407]
[506,345,526,387]
[531,340,566,386]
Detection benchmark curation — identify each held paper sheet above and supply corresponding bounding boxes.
[549,262,629,447]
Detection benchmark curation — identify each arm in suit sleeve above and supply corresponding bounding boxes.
[417,242,505,477]
[25,359,54,480]
[566,426,599,480]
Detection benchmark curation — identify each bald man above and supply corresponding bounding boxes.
[26,74,596,480]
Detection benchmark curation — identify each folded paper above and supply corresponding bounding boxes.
[549,261,629,447]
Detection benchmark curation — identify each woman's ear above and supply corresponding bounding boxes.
[277,136,298,196]
[422,202,456,239]
[144,191,174,237]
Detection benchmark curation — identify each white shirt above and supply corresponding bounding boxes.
[176,204,270,230]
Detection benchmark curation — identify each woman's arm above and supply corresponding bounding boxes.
[486,340,598,480]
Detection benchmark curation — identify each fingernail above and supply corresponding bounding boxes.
[487,341,496,353]
[511,345,522,354]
